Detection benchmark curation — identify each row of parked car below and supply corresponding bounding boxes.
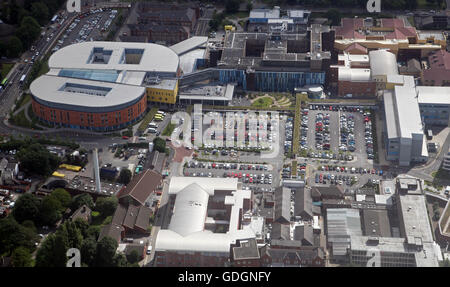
[299,109,309,151]
[364,114,375,159]
[315,173,358,186]
[340,114,355,152]
[315,112,331,151]
[284,117,293,153]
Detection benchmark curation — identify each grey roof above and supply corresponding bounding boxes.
[293,225,314,246]
[98,223,124,243]
[123,204,139,229]
[232,238,260,260]
[270,239,303,248]
[124,244,145,258]
[170,36,208,55]
[399,58,421,74]
[369,50,399,77]
[361,209,392,237]
[168,182,210,237]
[30,75,146,112]
[112,203,127,226]
[326,208,362,256]
[48,41,179,74]
[70,204,92,222]
[119,169,162,205]
[271,223,291,240]
[274,187,291,224]
[294,188,313,219]
[311,186,344,199]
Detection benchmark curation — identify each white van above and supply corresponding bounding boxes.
[146,245,152,255]
[148,128,157,133]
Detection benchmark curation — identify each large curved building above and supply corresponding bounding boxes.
[31,41,180,131]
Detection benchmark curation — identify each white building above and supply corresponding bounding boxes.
[383,84,428,166]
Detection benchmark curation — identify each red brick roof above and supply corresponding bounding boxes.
[344,43,368,54]
[423,50,450,85]
[118,169,162,205]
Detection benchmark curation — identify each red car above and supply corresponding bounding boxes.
[122,136,129,139]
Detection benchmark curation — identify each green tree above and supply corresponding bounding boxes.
[118,168,132,184]
[6,36,23,58]
[225,0,240,14]
[80,237,97,266]
[71,193,94,211]
[126,249,140,264]
[86,225,101,241]
[63,221,83,250]
[17,143,60,176]
[246,1,253,12]
[50,188,72,208]
[35,227,69,267]
[15,16,41,50]
[153,137,166,153]
[95,236,118,267]
[21,220,37,233]
[0,217,37,256]
[73,217,90,238]
[12,193,40,224]
[39,195,63,226]
[440,258,450,267]
[325,8,342,26]
[11,246,33,267]
[31,2,49,26]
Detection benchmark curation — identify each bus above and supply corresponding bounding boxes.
[1,78,8,87]
[19,74,26,85]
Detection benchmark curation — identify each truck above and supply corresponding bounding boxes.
[149,142,154,152]
[19,74,26,85]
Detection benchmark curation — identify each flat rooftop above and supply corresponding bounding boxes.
[48,41,180,74]
[179,84,234,102]
[30,75,146,112]
[416,86,450,105]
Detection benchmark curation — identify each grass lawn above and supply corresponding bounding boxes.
[1,63,14,79]
[9,108,43,130]
[162,122,176,136]
[14,93,31,112]
[251,97,273,108]
[137,106,159,134]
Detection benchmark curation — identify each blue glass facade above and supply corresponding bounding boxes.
[254,71,325,92]
[218,69,325,92]
[58,69,119,83]
[218,69,247,90]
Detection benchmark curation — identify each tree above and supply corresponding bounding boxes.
[225,0,240,14]
[325,9,342,26]
[15,16,41,50]
[31,2,49,26]
[73,217,90,238]
[118,169,132,184]
[17,143,60,176]
[153,137,167,153]
[95,236,118,267]
[50,188,72,208]
[86,225,101,241]
[246,1,253,12]
[63,221,83,250]
[126,249,140,264]
[80,237,97,266]
[12,193,40,224]
[0,217,37,256]
[21,220,37,233]
[35,228,69,267]
[39,195,63,226]
[11,246,33,267]
[6,36,23,58]
[71,193,94,211]
[440,258,450,267]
